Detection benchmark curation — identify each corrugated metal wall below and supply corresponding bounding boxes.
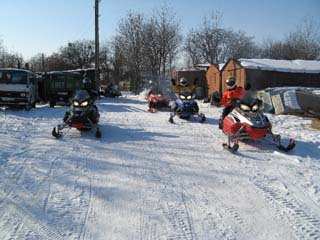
[246,69,320,91]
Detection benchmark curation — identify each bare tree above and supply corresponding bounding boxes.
[184,12,257,65]
[0,39,24,68]
[0,52,24,68]
[185,13,225,64]
[116,11,146,93]
[224,30,258,60]
[285,18,320,59]
[260,39,288,59]
[99,41,112,85]
[46,53,72,71]
[143,17,161,77]
[29,53,45,72]
[60,40,95,69]
[152,5,182,77]
[110,38,127,86]
[261,18,320,60]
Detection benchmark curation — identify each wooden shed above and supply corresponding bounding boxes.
[172,69,207,99]
[205,63,226,97]
[220,58,320,93]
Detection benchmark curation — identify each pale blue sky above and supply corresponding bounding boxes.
[0,0,319,60]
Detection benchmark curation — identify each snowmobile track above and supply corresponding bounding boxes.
[162,192,197,240]
[254,181,320,239]
[78,147,93,240]
[0,193,63,240]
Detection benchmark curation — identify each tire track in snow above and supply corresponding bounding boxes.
[253,180,320,239]
[165,121,251,239]
[42,139,93,239]
[160,175,198,240]
[131,109,198,240]
[0,192,64,240]
[137,105,247,239]
[0,147,65,239]
[77,144,93,240]
[275,151,320,210]
[42,149,70,213]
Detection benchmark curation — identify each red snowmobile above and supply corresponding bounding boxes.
[145,90,170,113]
[221,98,295,153]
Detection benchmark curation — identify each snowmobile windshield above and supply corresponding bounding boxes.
[239,98,262,112]
[73,90,91,102]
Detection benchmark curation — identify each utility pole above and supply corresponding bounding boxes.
[95,0,100,90]
[42,53,45,72]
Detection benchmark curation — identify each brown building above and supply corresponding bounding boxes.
[205,63,225,97]
[207,58,320,95]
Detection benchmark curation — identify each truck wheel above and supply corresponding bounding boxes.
[25,105,32,111]
[49,101,55,108]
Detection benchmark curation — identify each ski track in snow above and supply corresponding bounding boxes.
[0,95,319,240]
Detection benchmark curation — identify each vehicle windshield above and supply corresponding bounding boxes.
[0,70,28,84]
[73,90,90,102]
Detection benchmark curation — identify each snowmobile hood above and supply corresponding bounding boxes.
[177,92,195,102]
[231,109,269,128]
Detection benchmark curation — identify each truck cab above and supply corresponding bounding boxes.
[42,71,82,107]
[0,68,38,110]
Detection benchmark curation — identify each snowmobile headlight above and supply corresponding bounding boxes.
[240,104,250,112]
[80,101,88,107]
[186,95,192,100]
[180,95,186,100]
[73,101,80,106]
[251,104,259,112]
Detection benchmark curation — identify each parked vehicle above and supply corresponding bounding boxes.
[0,68,38,110]
[52,89,101,138]
[221,97,295,153]
[40,71,83,107]
[145,89,169,113]
[104,83,122,98]
[169,91,206,123]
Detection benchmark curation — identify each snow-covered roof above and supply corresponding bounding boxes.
[218,63,226,70]
[179,68,204,72]
[194,63,211,68]
[238,58,320,74]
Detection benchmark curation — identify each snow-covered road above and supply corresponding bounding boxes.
[0,95,319,240]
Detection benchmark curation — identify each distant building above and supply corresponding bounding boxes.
[218,58,320,93]
[205,63,226,97]
[205,59,320,97]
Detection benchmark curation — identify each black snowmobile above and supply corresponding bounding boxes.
[52,89,101,138]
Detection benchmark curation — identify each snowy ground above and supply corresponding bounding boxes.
[0,94,319,240]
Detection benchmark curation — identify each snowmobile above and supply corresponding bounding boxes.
[145,90,170,113]
[169,91,206,123]
[221,98,295,153]
[52,90,101,138]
